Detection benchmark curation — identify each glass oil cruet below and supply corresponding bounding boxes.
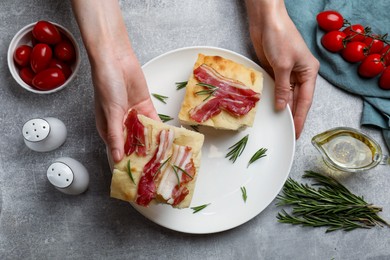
[311,127,389,172]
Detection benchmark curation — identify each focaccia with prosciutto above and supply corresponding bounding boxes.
[110,109,204,208]
[179,54,263,130]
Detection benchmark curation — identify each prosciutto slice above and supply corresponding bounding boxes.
[136,129,174,206]
[124,109,148,156]
[189,64,260,123]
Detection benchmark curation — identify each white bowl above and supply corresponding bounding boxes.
[7,22,81,94]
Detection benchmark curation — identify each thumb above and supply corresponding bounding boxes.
[273,68,292,111]
[106,113,125,163]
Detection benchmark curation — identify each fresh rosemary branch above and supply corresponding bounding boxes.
[226,134,249,163]
[152,93,168,104]
[175,81,188,90]
[241,186,247,203]
[158,113,173,123]
[153,156,171,179]
[247,147,267,168]
[276,171,389,232]
[191,203,210,214]
[172,164,193,180]
[195,83,218,101]
[171,164,181,188]
[126,160,135,184]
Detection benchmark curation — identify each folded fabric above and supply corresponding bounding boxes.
[285,0,390,152]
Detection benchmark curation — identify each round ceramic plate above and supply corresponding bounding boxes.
[115,46,295,234]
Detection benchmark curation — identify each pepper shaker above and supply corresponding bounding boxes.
[46,157,89,195]
[22,117,67,152]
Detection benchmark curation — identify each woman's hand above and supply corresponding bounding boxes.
[245,0,320,138]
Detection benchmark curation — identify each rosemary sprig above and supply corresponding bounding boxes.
[126,160,135,184]
[175,81,188,90]
[153,156,171,179]
[171,164,181,188]
[152,93,168,104]
[247,147,268,168]
[241,186,247,203]
[226,134,249,163]
[172,165,193,180]
[195,83,218,101]
[276,171,389,232]
[158,113,173,123]
[191,203,210,214]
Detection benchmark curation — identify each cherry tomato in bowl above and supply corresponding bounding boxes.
[13,45,32,67]
[316,10,344,32]
[32,20,62,45]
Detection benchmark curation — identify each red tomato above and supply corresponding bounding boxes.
[32,68,66,91]
[54,40,76,62]
[380,45,390,66]
[49,59,72,79]
[341,42,367,63]
[364,36,385,54]
[321,31,346,52]
[32,20,62,45]
[379,67,390,90]
[316,10,344,32]
[343,24,366,42]
[358,54,385,78]
[30,43,52,73]
[19,67,35,86]
[13,45,32,67]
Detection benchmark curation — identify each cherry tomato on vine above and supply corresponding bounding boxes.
[343,24,366,42]
[30,43,52,73]
[321,31,346,52]
[316,10,344,32]
[19,67,35,86]
[341,41,367,63]
[358,54,385,78]
[13,45,32,67]
[54,40,76,62]
[49,59,72,79]
[380,45,390,66]
[364,35,385,54]
[32,20,62,45]
[32,68,66,90]
[379,67,390,90]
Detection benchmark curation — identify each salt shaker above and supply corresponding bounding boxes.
[22,117,67,152]
[46,157,90,195]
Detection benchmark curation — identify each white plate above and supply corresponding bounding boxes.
[122,46,295,234]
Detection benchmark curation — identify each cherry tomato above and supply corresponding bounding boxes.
[316,10,344,32]
[379,67,390,90]
[13,45,32,67]
[32,68,66,91]
[49,59,72,79]
[54,40,76,62]
[32,20,62,45]
[380,45,390,66]
[30,43,52,73]
[341,41,367,63]
[19,67,35,86]
[358,54,385,78]
[343,24,366,42]
[321,31,346,52]
[364,36,385,54]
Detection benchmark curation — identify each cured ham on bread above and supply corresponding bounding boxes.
[110,109,204,208]
[179,54,263,130]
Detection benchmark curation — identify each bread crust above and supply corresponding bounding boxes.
[178,54,263,130]
[110,114,204,208]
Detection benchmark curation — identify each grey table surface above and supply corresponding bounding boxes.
[1,1,389,259]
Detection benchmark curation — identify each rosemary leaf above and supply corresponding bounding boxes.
[171,164,181,188]
[172,164,193,180]
[195,83,218,101]
[126,160,135,184]
[276,171,389,232]
[152,93,168,104]
[241,186,247,203]
[191,203,210,214]
[247,147,267,168]
[153,156,171,179]
[176,81,188,90]
[226,134,249,163]
[158,113,174,123]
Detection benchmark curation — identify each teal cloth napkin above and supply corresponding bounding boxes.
[284,0,390,152]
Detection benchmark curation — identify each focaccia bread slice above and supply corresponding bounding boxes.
[178,54,263,130]
[110,109,204,208]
